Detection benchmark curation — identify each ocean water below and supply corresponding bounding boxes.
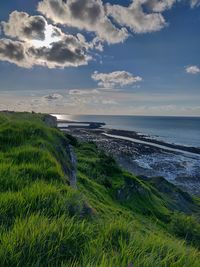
[53,114,200,148]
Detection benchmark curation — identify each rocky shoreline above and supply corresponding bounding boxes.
[59,125,200,196]
[106,129,200,155]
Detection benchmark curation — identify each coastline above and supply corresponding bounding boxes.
[105,129,200,155]
[58,122,200,196]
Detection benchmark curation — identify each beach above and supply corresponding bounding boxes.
[58,122,200,196]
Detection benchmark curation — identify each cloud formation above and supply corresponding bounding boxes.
[28,35,92,68]
[0,35,91,68]
[0,0,199,69]
[106,0,167,34]
[1,11,66,48]
[38,0,128,44]
[142,0,176,12]
[1,13,93,69]
[0,9,102,68]
[0,39,32,68]
[92,71,142,88]
[2,11,47,41]
[190,0,200,8]
[186,65,200,74]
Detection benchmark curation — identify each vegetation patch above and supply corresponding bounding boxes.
[0,112,200,266]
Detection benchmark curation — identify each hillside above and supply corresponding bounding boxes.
[0,112,200,267]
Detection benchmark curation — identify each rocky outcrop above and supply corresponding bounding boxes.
[148,177,196,214]
[68,144,77,189]
[42,114,57,127]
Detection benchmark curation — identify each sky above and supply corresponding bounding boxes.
[0,0,200,116]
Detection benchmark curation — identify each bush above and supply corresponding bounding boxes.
[65,133,79,147]
[97,152,122,177]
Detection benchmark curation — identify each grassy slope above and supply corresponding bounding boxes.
[0,112,200,267]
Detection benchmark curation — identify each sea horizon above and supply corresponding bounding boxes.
[52,113,200,118]
[53,114,200,148]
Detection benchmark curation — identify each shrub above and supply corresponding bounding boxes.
[97,152,122,177]
[65,133,79,147]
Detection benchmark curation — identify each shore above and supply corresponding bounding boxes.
[58,124,200,196]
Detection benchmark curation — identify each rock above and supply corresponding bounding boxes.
[42,114,57,127]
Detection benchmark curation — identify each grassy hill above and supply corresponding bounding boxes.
[0,112,200,267]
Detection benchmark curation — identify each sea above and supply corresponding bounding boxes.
[53,115,200,148]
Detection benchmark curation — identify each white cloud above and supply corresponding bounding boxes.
[186,65,200,74]
[106,0,167,34]
[69,89,99,95]
[141,0,200,11]
[37,0,128,44]
[142,0,176,12]
[92,71,142,88]
[190,0,200,8]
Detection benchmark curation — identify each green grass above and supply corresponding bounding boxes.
[170,212,200,248]
[0,111,200,267]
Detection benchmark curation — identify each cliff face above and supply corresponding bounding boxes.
[42,114,57,128]
[0,112,71,187]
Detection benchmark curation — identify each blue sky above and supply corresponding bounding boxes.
[0,0,200,115]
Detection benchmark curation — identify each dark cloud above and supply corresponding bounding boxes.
[0,39,30,67]
[0,7,95,68]
[28,35,91,68]
[2,11,46,41]
[69,0,102,25]
[43,93,63,101]
[0,35,91,68]
[48,0,67,16]
[23,17,46,40]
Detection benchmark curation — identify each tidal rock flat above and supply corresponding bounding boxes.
[60,127,200,196]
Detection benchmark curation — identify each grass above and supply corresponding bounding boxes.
[170,212,200,248]
[0,111,200,266]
